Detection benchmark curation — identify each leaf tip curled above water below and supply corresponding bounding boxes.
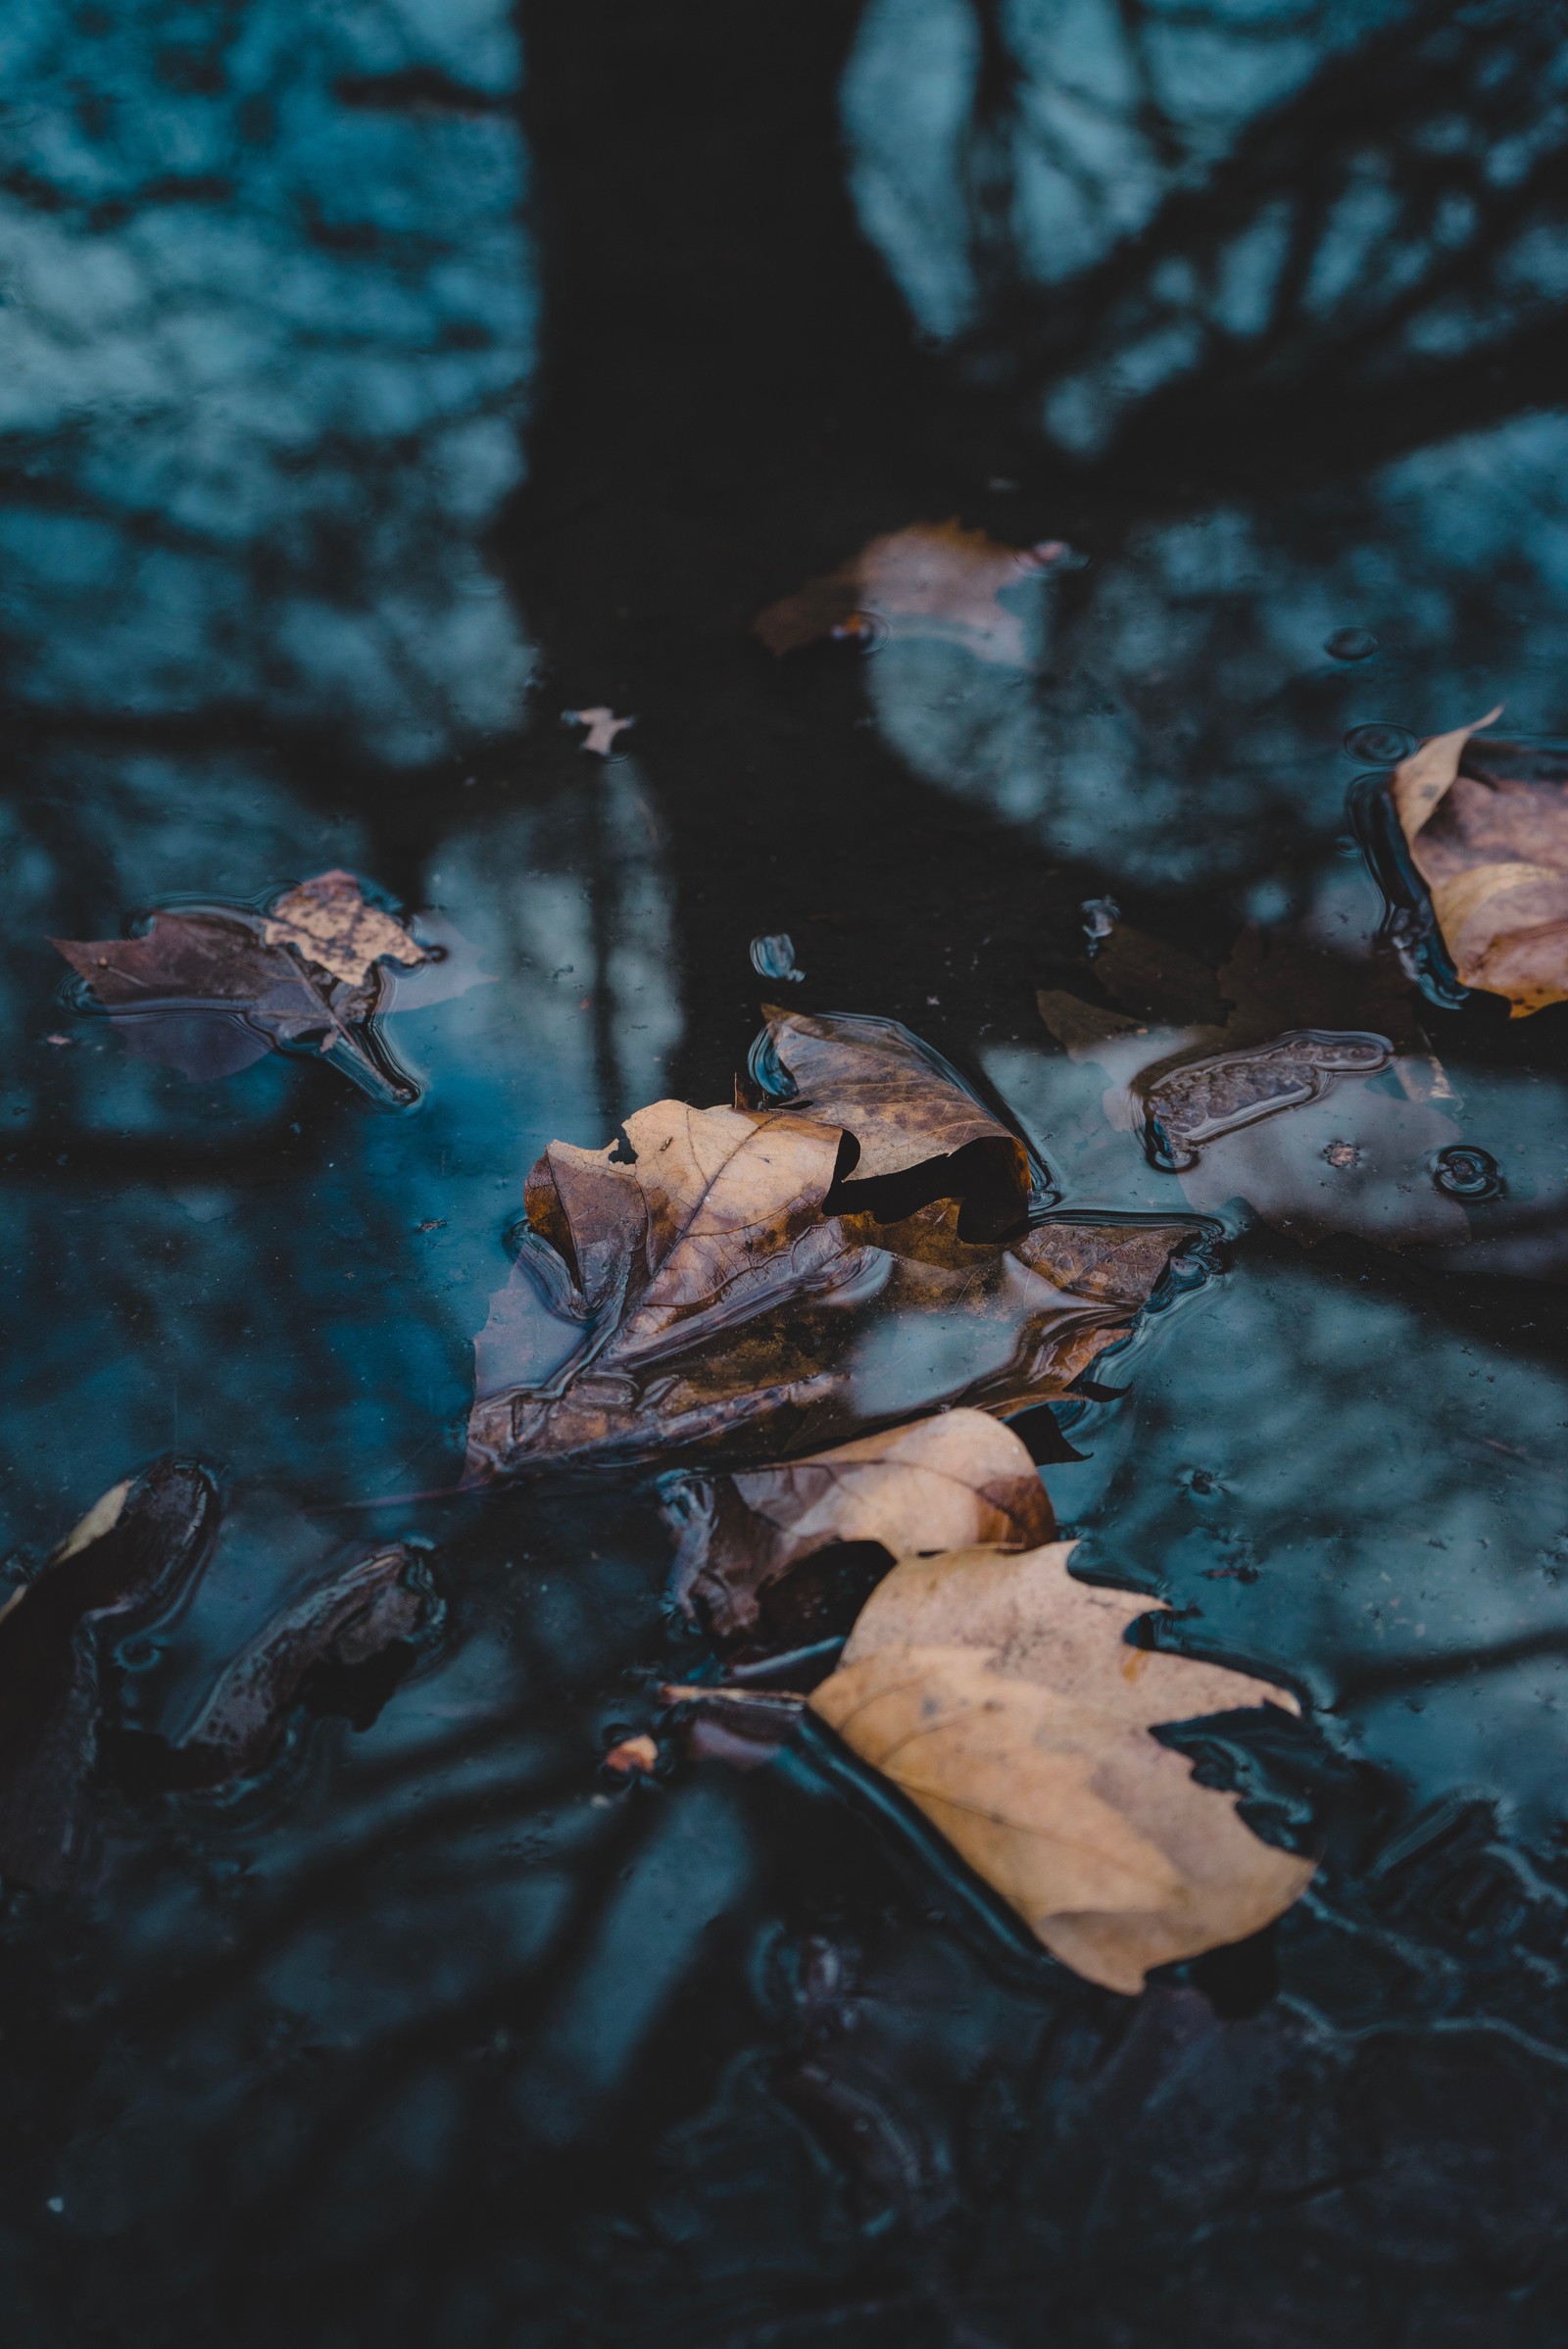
[809,1541,1313,1995]
[746,1003,1039,1238]
[1389,710,1568,1017]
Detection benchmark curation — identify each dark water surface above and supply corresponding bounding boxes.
[4,1,1568,2340]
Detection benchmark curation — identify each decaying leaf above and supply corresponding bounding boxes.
[1037,922,1463,1248]
[662,1409,1054,1642]
[468,1117,1190,1481]
[0,1463,440,1886]
[0,1459,219,1888]
[810,1542,1314,1994]
[171,1545,435,1784]
[1390,710,1568,1015]
[753,520,1068,666]
[260,868,429,991]
[741,1005,1039,1239]
[52,871,427,1101]
[1136,1031,1393,1170]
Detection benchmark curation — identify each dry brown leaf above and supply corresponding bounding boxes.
[742,1005,1037,1240]
[810,1542,1314,1994]
[1390,710,1568,1016]
[53,871,426,1101]
[753,520,1064,666]
[662,1408,1054,1641]
[261,869,428,990]
[467,1086,1190,1481]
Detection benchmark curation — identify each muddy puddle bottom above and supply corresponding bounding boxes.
[4,2,1568,2342]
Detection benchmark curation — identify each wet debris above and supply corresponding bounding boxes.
[1138,1031,1393,1172]
[564,706,635,756]
[749,932,805,983]
[52,870,427,1103]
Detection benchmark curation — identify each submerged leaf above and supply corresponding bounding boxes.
[0,1459,219,1888]
[662,1408,1054,1641]
[1390,710,1568,1016]
[1136,1031,1393,1171]
[810,1542,1314,1994]
[742,1005,1039,1238]
[753,520,1067,666]
[52,871,426,1101]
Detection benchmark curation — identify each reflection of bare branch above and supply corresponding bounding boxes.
[965,0,1568,492]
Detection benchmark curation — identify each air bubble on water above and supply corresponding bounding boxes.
[829,610,889,651]
[750,933,805,983]
[1325,627,1378,661]
[1081,896,1119,946]
[1343,722,1418,765]
[1433,1144,1503,1200]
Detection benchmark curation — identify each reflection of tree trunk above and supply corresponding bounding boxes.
[508,0,1083,1103]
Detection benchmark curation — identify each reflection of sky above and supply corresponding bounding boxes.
[1047,1254,1568,1831]
[0,0,535,759]
[843,0,1413,339]
[842,0,1568,886]
[0,12,683,1575]
[860,412,1568,886]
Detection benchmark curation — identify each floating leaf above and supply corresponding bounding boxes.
[743,1005,1040,1239]
[753,520,1067,666]
[810,1542,1314,1994]
[1390,710,1568,1016]
[52,871,427,1101]
[260,868,429,990]
[662,1409,1054,1642]
[467,1054,1191,1480]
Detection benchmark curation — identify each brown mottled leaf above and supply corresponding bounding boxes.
[753,520,1066,665]
[742,1006,1037,1239]
[467,1105,1190,1481]
[662,1408,1054,1641]
[810,1542,1314,1994]
[1390,709,1568,1016]
[52,872,426,1101]
[260,868,427,990]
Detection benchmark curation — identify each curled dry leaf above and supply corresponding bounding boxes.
[662,1408,1054,1642]
[468,1103,1189,1479]
[753,520,1066,666]
[810,1542,1314,1995]
[1391,710,1568,1015]
[52,870,427,1101]
[1136,1031,1392,1171]
[742,1005,1039,1239]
